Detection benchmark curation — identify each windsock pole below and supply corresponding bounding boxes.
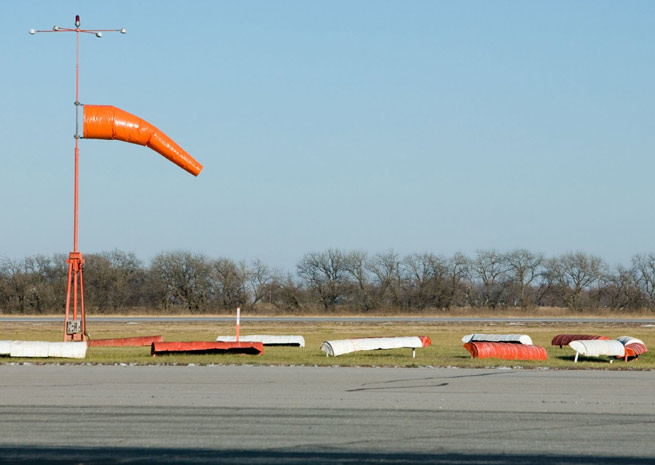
[30,15,126,341]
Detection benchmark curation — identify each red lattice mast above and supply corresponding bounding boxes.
[30,16,126,341]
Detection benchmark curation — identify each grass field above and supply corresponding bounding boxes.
[1,318,653,369]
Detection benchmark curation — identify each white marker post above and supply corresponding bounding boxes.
[235,307,241,343]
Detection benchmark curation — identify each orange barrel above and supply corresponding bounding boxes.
[464,342,548,361]
[622,343,648,360]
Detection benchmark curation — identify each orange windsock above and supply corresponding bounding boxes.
[83,105,203,176]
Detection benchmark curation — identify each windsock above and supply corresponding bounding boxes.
[83,105,202,176]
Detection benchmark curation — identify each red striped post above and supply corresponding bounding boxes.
[236,307,241,342]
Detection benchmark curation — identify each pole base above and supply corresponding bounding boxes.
[63,251,86,342]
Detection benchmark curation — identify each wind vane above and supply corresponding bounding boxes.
[31,15,203,341]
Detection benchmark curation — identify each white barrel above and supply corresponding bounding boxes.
[569,339,625,357]
[616,336,645,346]
[0,340,12,355]
[47,342,88,359]
[10,341,50,358]
[8,341,87,359]
[321,336,427,357]
[461,334,533,345]
[217,335,305,347]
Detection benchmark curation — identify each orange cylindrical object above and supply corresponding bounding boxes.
[463,342,548,361]
[623,343,648,358]
[83,105,203,176]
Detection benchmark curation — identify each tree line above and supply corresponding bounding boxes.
[1,249,655,314]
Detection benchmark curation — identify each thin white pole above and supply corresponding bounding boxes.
[236,307,241,342]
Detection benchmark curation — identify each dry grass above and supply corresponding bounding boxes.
[0,318,653,369]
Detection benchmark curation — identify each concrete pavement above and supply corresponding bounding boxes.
[1,365,654,463]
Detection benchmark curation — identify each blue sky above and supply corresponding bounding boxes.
[1,1,654,271]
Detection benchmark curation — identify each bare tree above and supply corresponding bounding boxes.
[402,253,450,310]
[366,250,403,309]
[446,252,471,308]
[543,252,607,311]
[261,271,303,312]
[0,256,68,314]
[596,265,645,311]
[297,249,348,311]
[5,248,655,315]
[210,258,248,310]
[150,251,212,311]
[343,250,374,311]
[505,249,544,310]
[245,259,273,307]
[0,257,33,313]
[632,253,655,310]
[106,250,146,308]
[470,250,509,308]
[84,253,115,313]
[85,250,145,312]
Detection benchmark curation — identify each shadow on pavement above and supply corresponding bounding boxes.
[0,447,653,465]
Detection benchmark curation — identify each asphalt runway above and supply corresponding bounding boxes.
[2,316,655,324]
[1,365,654,464]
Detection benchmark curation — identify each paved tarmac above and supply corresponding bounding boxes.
[1,365,654,464]
[2,316,655,324]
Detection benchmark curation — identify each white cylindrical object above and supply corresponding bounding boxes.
[0,340,13,355]
[47,342,88,359]
[569,340,625,358]
[617,336,645,346]
[320,336,427,357]
[8,341,87,359]
[217,335,305,347]
[461,334,533,345]
[10,341,49,358]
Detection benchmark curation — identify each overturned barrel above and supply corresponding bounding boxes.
[321,336,431,357]
[623,343,648,360]
[551,334,609,348]
[463,341,548,361]
[569,339,625,363]
[616,336,648,361]
[462,334,533,345]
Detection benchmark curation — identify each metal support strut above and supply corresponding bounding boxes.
[64,251,86,341]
